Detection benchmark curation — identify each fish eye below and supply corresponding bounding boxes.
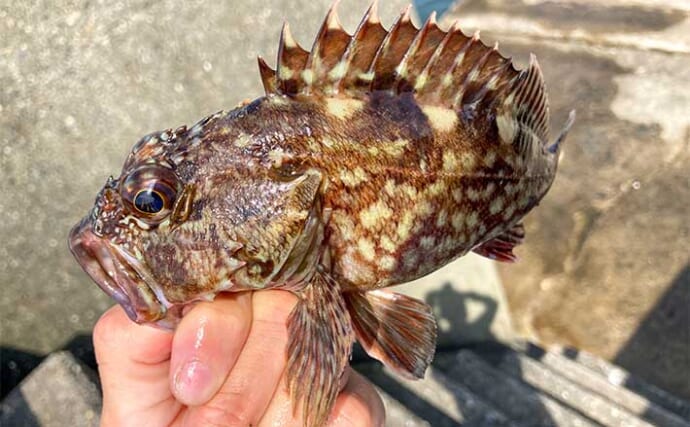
[120,166,180,223]
[133,188,166,214]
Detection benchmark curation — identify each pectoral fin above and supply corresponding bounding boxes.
[286,272,355,427]
[344,290,437,379]
[472,222,525,262]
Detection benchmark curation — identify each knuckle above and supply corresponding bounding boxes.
[93,307,124,352]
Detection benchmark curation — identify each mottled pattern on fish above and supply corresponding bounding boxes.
[69,3,575,427]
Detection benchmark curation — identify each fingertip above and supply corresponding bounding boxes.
[170,292,253,406]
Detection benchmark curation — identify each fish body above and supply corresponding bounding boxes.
[69,3,574,426]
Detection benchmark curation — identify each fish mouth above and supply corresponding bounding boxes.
[68,217,182,330]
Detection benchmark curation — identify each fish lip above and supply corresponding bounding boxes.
[68,217,174,327]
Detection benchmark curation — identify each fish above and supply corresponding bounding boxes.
[69,2,575,426]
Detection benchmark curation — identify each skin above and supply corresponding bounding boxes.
[94,290,384,427]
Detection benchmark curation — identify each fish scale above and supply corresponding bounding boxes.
[69,3,575,427]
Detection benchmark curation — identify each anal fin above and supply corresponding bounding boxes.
[472,222,525,262]
[344,290,437,379]
[287,271,354,427]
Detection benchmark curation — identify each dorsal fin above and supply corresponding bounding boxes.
[495,54,563,157]
[258,2,536,116]
[304,2,351,95]
[335,1,387,94]
[394,12,445,93]
[257,56,277,95]
[277,22,310,95]
[370,5,418,91]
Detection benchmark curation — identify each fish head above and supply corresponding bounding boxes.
[70,118,323,330]
[69,127,215,329]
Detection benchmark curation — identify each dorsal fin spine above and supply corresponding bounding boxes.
[333,1,382,92]
[467,55,512,109]
[369,5,413,90]
[257,56,277,95]
[277,22,310,95]
[417,20,457,82]
[442,30,477,88]
[452,38,495,109]
[394,12,434,85]
[261,3,532,119]
[484,60,516,111]
[304,2,341,95]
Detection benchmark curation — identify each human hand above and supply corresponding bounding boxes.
[93,290,385,426]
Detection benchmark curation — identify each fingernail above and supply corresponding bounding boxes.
[173,359,214,405]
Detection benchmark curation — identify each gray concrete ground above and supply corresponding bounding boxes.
[0,352,101,427]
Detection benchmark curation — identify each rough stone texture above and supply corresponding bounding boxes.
[359,340,690,427]
[553,343,690,420]
[443,0,690,400]
[0,351,101,427]
[536,346,690,427]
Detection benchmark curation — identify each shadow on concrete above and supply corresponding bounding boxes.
[0,333,97,401]
[428,284,557,425]
[0,347,43,401]
[614,264,690,405]
[427,282,498,350]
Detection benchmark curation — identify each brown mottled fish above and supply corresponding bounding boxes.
[69,3,574,426]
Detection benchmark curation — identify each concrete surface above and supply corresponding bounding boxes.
[0,351,101,427]
[442,0,690,400]
[0,0,511,401]
[360,341,690,427]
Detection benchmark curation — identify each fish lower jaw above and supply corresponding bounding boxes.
[69,218,177,326]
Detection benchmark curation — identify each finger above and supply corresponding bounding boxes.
[93,304,180,425]
[184,290,297,426]
[257,373,302,427]
[257,363,350,427]
[258,367,380,427]
[327,369,385,427]
[169,292,252,406]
